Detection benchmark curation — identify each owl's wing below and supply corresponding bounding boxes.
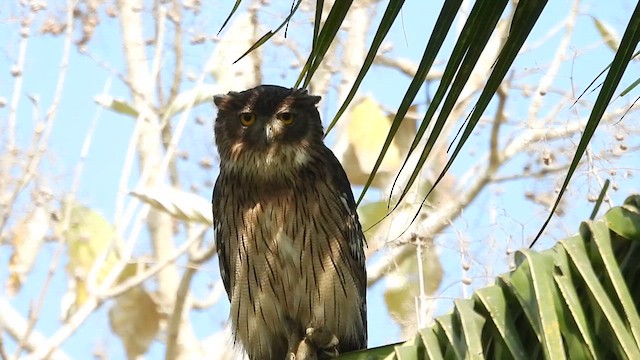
[325,148,368,333]
[212,177,232,300]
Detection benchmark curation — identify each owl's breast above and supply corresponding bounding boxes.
[250,192,306,287]
[221,175,366,358]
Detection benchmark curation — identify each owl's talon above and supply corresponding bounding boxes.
[305,327,339,349]
[304,327,339,358]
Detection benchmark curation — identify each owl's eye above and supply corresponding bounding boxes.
[277,112,295,125]
[239,112,256,126]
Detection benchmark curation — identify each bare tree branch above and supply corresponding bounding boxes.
[0,298,71,360]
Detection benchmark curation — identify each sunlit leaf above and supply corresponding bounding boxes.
[59,200,121,312]
[334,97,401,188]
[94,94,138,117]
[131,186,213,225]
[592,16,620,51]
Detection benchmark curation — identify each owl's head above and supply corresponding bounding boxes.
[213,85,324,176]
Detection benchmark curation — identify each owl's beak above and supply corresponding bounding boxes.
[265,124,275,144]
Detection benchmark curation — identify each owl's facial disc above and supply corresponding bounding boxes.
[214,85,324,178]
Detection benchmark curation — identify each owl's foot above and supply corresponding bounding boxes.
[283,315,338,359]
[286,326,339,360]
[306,327,339,358]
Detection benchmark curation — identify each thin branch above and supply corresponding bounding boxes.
[102,226,205,299]
[23,297,100,360]
[493,163,574,183]
[168,0,183,102]
[374,54,443,81]
[164,266,196,360]
[23,207,152,360]
[165,224,210,359]
[368,160,494,287]
[0,298,71,360]
[0,15,31,237]
[151,6,167,104]
[489,80,509,170]
[7,12,31,152]
[13,237,66,358]
[191,281,226,310]
[527,0,578,123]
[0,332,8,360]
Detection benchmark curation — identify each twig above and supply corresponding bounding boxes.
[165,224,211,359]
[0,12,31,238]
[0,298,71,360]
[13,236,66,359]
[374,54,443,81]
[6,11,31,153]
[150,6,167,103]
[168,0,183,102]
[191,281,226,310]
[13,2,76,357]
[527,0,578,123]
[493,163,573,182]
[0,331,8,360]
[23,297,100,360]
[585,147,613,206]
[102,226,205,299]
[415,234,428,329]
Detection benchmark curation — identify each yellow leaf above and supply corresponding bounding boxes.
[348,97,401,171]
[336,96,404,188]
[59,200,121,308]
[592,17,620,51]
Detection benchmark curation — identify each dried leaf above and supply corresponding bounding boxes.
[94,94,139,117]
[131,186,213,225]
[7,205,50,295]
[109,286,160,359]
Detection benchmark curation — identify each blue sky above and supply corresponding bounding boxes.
[1,0,639,358]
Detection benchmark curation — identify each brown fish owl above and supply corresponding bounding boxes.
[212,85,367,359]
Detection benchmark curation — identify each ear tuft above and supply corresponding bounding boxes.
[213,91,241,110]
[213,94,226,108]
[306,95,321,105]
[293,88,321,106]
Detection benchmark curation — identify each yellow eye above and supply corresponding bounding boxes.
[239,112,256,126]
[278,112,295,125]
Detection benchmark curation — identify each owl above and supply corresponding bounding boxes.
[212,85,367,359]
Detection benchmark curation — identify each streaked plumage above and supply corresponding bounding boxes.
[212,85,367,359]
